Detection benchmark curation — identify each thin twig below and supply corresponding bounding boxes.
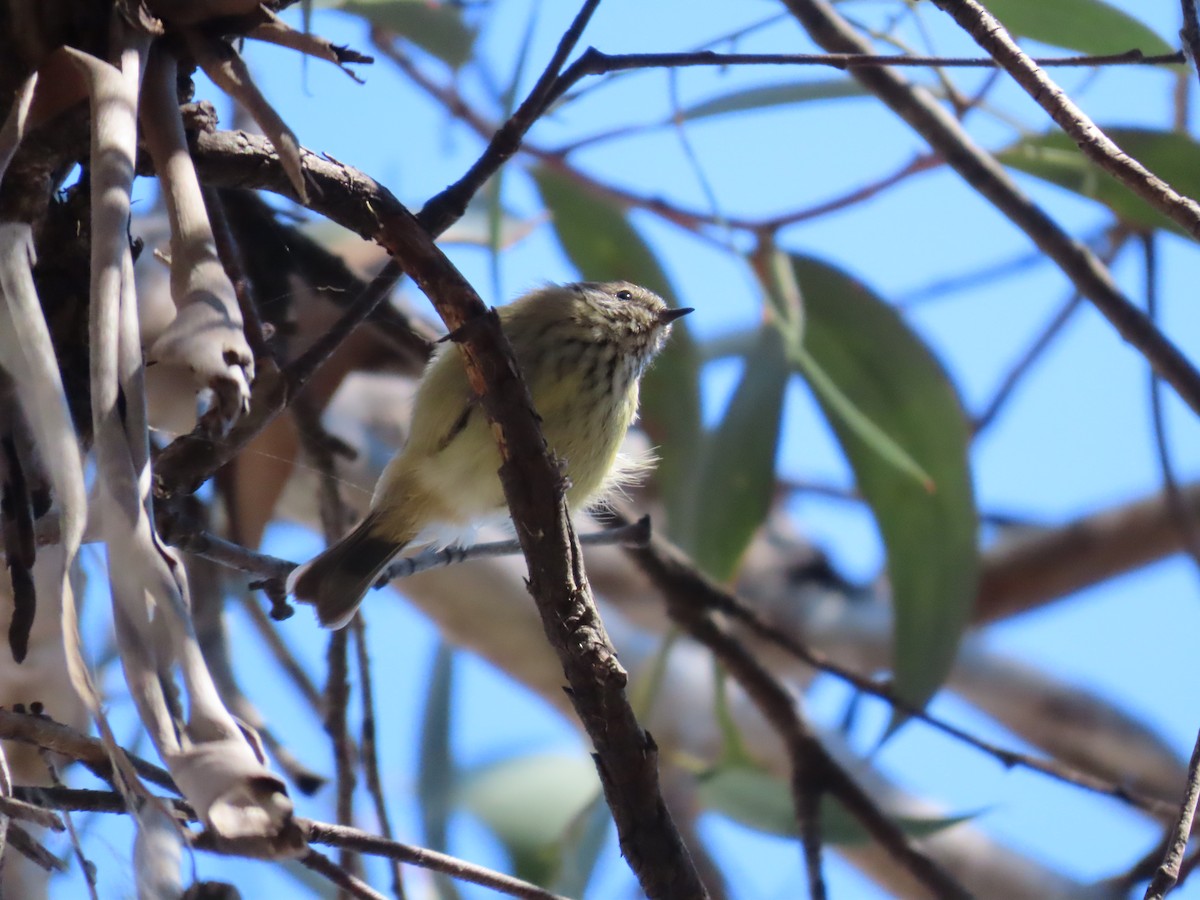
[294,397,362,889]
[972,223,1128,436]
[378,517,651,581]
[0,795,63,831]
[1145,731,1200,898]
[1141,231,1200,900]
[895,242,1056,308]
[929,0,1200,241]
[1143,233,1200,575]
[761,152,942,230]
[352,615,407,899]
[595,509,1179,819]
[164,510,649,606]
[418,0,604,234]
[302,849,390,900]
[0,710,176,794]
[12,784,564,900]
[973,292,1084,435]
[542,48,1182,109]
[235,590,325,709]
[628,537,966,899]
[1179,0,1200,87]
[775,0,1200,420]
[37,752,98,900]
[6,823,66,872]
[304,820,571,900]
[1175,845,1200,889]
[203,185,272,363]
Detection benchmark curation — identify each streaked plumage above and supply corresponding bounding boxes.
[288,281,691,628]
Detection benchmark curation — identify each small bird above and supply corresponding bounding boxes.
[288,281,692,628]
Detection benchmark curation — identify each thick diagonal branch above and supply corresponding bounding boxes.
[184,132,708,899]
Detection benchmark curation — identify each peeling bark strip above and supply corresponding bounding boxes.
[140,44,254,437]
[0,147,137,868]
[65,27,303,859]
[187,29,309,203]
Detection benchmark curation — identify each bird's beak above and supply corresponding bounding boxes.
[658,306,694,325]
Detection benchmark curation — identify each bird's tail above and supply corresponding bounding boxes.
[287,511,409,629]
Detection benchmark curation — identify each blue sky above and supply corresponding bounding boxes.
[49,1,1200,896]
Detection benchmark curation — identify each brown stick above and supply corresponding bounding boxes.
[976,483,1200,623]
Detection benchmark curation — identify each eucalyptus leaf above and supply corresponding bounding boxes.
[486,0,541,295]
[982,0,1174,57]
[532,166,702,534]
[687,325,788,581]
[999,127,1200,235]
[679,79,866,122]
[697,764,978,843]
[553,793,611,898]
[458,753,601,886]
[790,343,932,491]
[792,255,977,711]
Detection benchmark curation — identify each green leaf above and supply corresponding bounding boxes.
[983,0,1174,56]
[531,166,702,534]
[792,255,977,710]
[458,753,601,886]
[679,79,866,122]
[790,344,933,491]
[332,0,477,69]
[552,793,611,897]
[697,764,796,836]
[486,0,541,296]
[999,127,1200,235]
[417,642,461,900]
[697,764,978,843]
[686,325,788,581]
[712,660,755,766]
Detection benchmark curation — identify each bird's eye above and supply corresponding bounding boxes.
[615,289,633,301]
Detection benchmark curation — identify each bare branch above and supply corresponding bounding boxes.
[352,616,406,898]
[977,483,1200,623]
[10,783,568,900]
[595,508,1178,818]
[622,523,969,899]
[930,0,1200,240]
[419,0,604,234]
[1145,732,1200,899]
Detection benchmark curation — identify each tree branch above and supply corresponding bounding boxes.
[976,483,1200,623]
[594,508,1177,819]
[418,0,603,234]
[10,785,565,900]
[776,0,1200,418]
[621,521,970,899]
[184,128,708,900]
[928,0,1200,240]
